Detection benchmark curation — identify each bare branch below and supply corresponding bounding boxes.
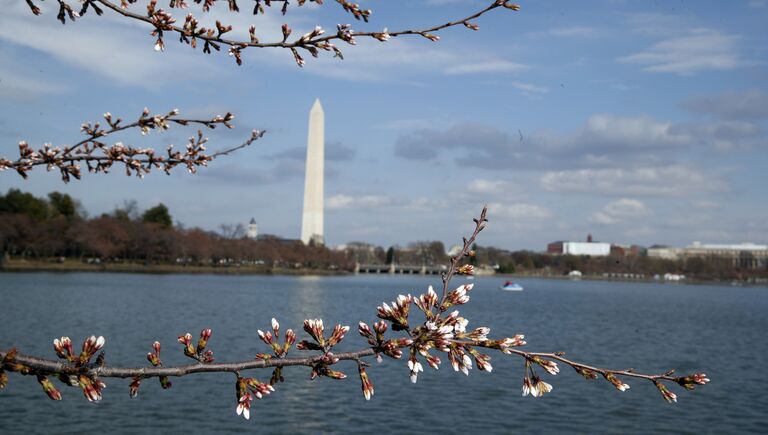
[0,108,265,182]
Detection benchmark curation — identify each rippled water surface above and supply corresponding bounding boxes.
[1,273,766,434]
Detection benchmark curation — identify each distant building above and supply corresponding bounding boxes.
[247,218,258,239]
[647,245,682,260]
[648,242,768,270]
[610,245,626,257]
[548,234,610,257]
[563,241,611,256]
[547,241,564,255]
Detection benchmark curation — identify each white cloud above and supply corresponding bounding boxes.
[509,81,549,94]
[444,60,528,75]
[577,114,691,148]
[540,165,729,196]
[488,202,552,219]
[619,28,743,75]
[327,194,392,210]
[0,2,219,86]
[682,89,768,120]
[326,194,446,211]
[590,198,649,224]
[467,179,509,195]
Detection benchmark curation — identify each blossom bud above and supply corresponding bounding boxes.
[281,24,292,42]
[129,377,141,398]
[603,373,630,392]
[197,328,212,353]
[324,369,347,380]
[675,373,710,390]
[78,375,105,402]
[202,350,214,363]
[327,324,350,347]
[654,381,677,403]
[374,320,388,337]
[456,264,475,275]
[178,333,196,358]
[53,337,74,361]
[159,376,172,389]
[37,375,62,401]
[358,322,373,339]
[358,365,374,400]
[573,366,598,379]
[258,330,273,345]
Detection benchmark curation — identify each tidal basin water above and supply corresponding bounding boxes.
[1,273,766,434]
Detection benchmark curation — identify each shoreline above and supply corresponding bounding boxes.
[1,261,766,287]
[494,272,768,288]
[0,260,348,276]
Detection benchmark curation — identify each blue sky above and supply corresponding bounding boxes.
[1,0,766,250]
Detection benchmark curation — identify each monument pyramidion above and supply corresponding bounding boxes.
[301,99,324,246]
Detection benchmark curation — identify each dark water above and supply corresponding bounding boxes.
[0,273,766,434]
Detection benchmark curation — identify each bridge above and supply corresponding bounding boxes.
[354,263,444,275]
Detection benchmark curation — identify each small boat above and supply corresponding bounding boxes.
[499,281,523,291]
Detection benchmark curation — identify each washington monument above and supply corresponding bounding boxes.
[301,99,324,245]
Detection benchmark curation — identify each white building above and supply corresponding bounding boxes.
[562,242,611,256]
[247,218,258,239]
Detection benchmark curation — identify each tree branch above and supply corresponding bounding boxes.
[0,108,264,182]
[26,0,521,66]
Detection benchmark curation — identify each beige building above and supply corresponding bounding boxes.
[648,242,768,270]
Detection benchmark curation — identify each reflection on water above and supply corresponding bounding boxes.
[1,273,766,434]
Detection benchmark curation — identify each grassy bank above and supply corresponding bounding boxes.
[0,258,348,276]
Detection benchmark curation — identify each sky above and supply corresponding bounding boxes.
[1,0,767,250]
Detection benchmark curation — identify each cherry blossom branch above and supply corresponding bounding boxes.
[0,208,710,415]
[25,0,521,66]
[0,108,265,182]
[0,348,376,378]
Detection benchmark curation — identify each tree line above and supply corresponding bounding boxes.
[0,189,350,271]
[1,188,764,281]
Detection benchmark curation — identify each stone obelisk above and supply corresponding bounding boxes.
[301,99,324,245]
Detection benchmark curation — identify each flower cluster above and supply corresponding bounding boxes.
[675,373,710,390]
[255,318,298,385]
[76,373,105,402]
[358,321,412,361]
[439,283,473,312]
[257,318,297,359]
[235,376,275,420]
[377,294,413,331]
[145,341,172,391]
[178,329,214,363]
